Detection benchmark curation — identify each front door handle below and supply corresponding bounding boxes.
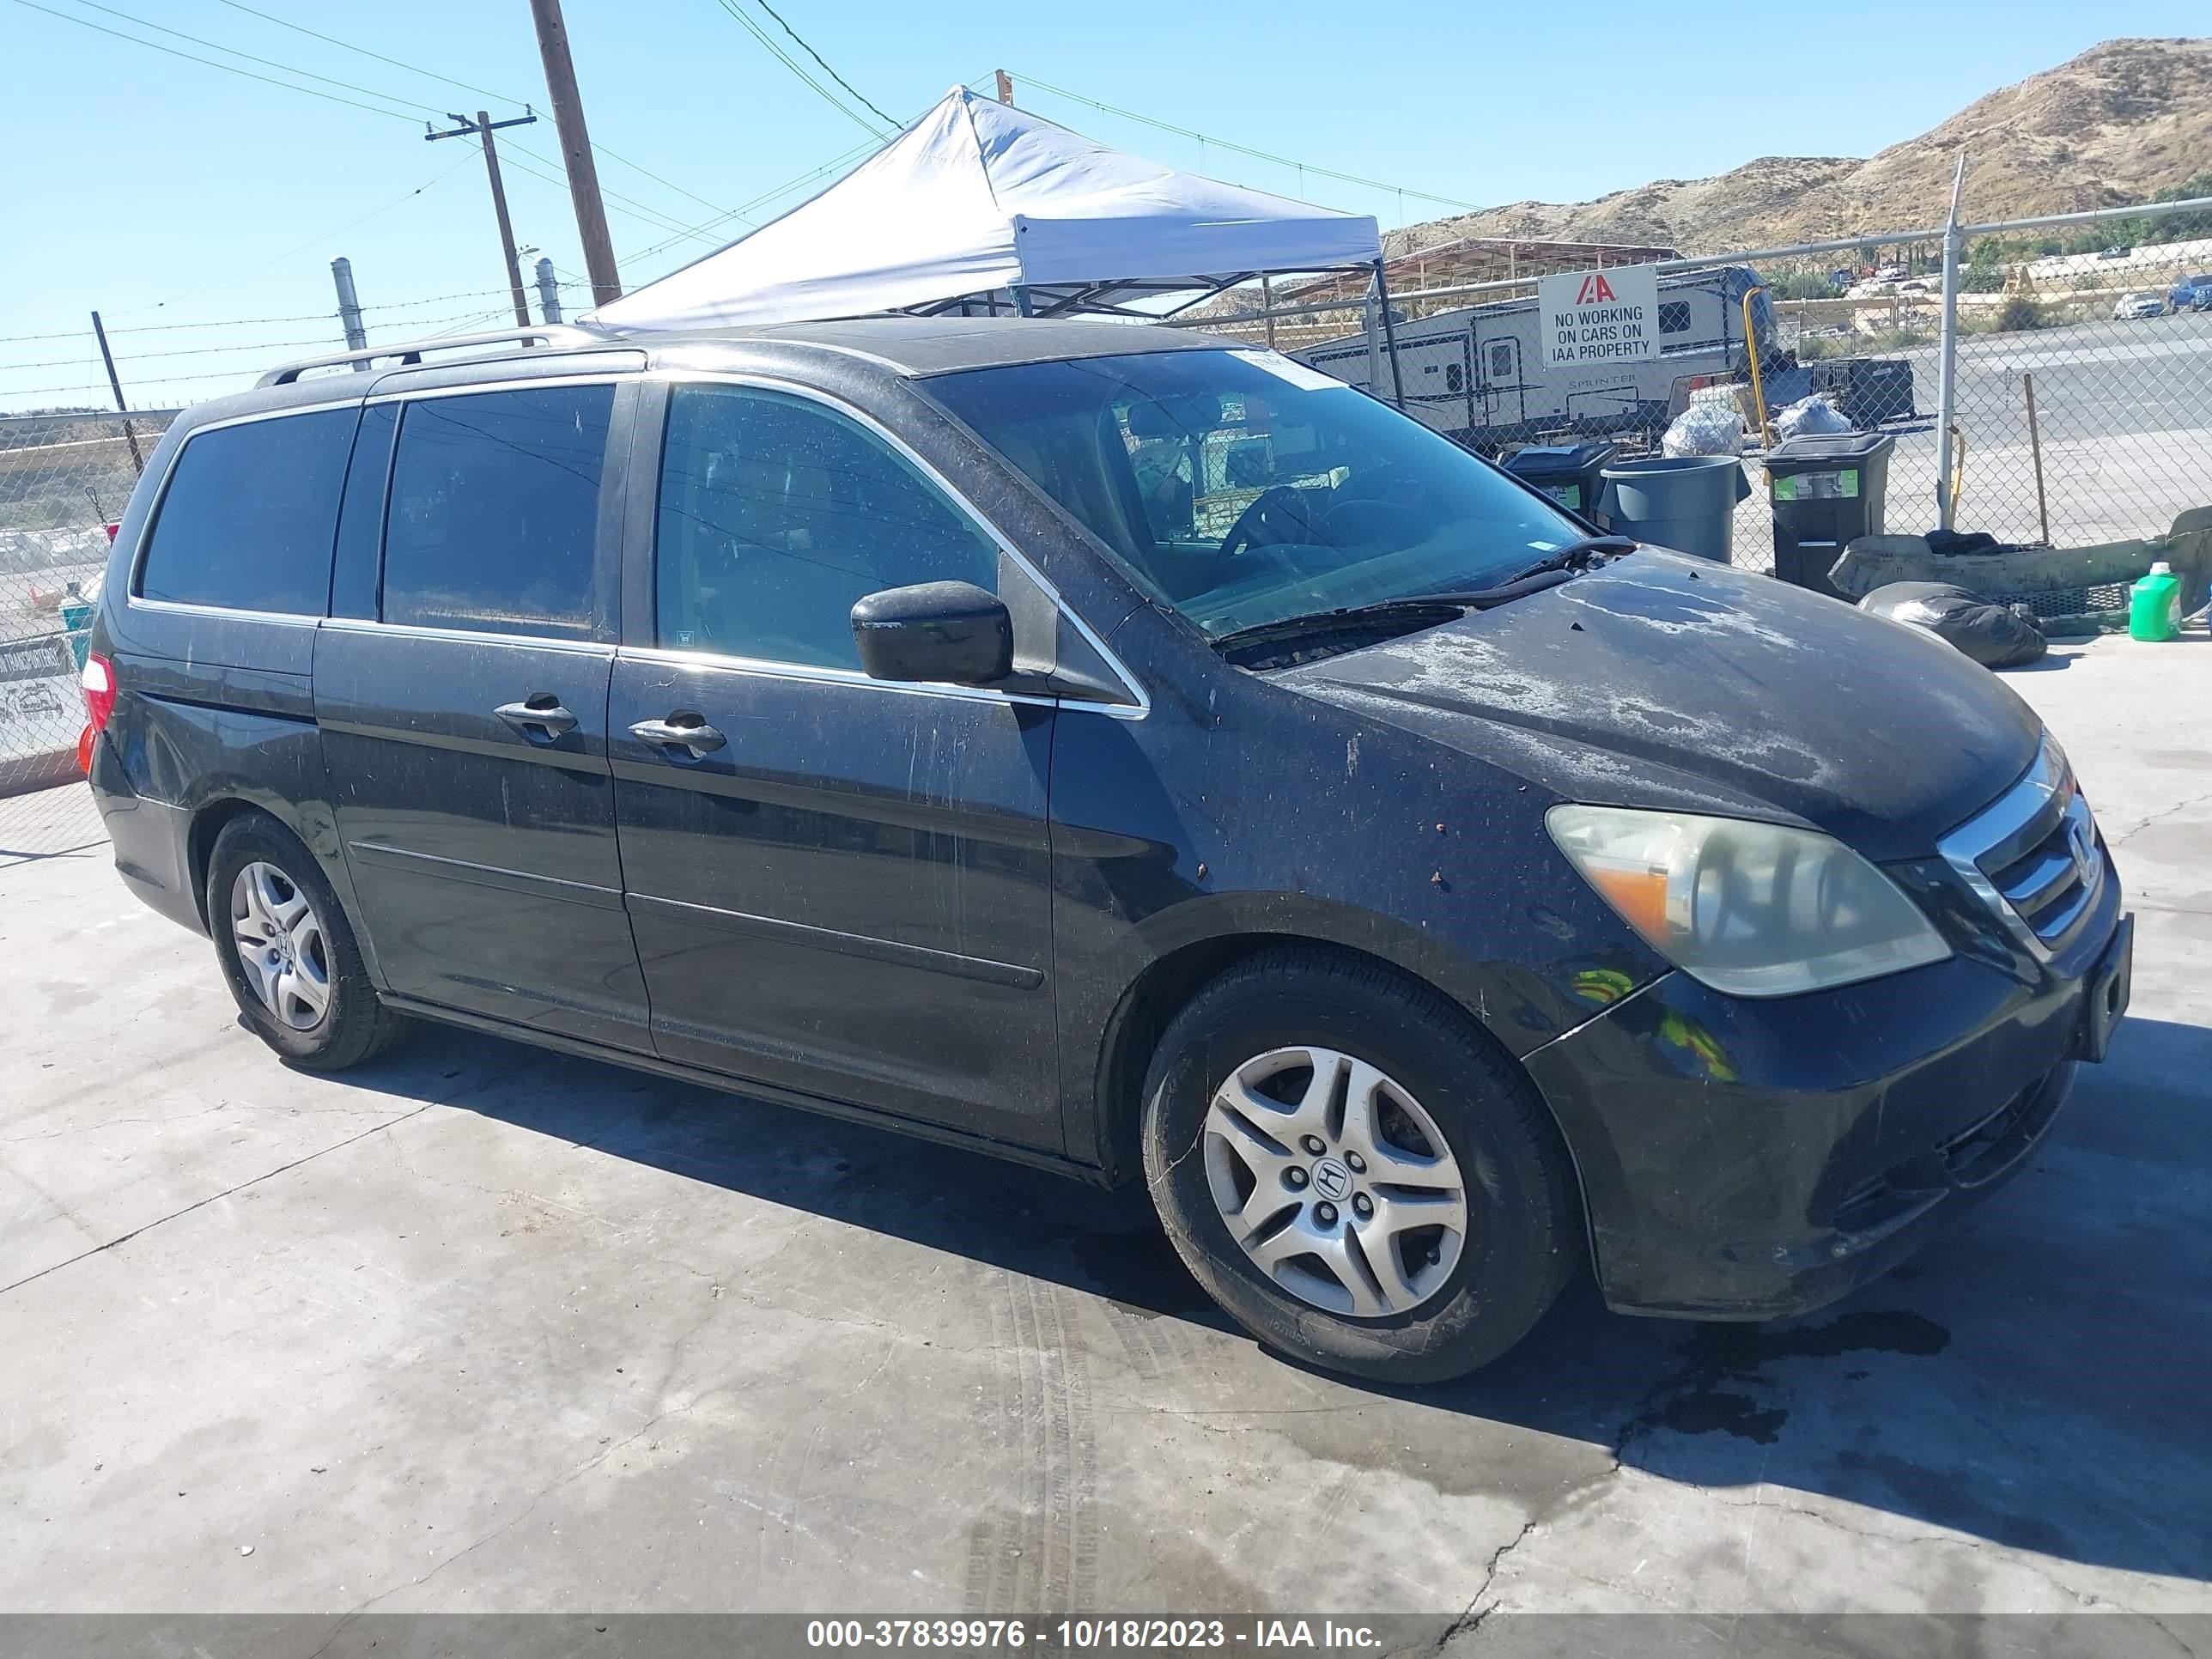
[495,696,579,740]
[629,714,727,757]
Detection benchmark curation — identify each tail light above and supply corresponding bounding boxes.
[81,652,117,738]
[77,724,95,774]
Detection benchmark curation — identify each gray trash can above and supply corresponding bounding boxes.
[1599,455,1753,563]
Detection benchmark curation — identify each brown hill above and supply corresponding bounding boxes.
[1389,38,2212,258]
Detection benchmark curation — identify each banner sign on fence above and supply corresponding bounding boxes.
[1538,265,1661,368]
[0,631,79,767]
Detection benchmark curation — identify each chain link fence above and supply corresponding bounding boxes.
[1,410,174,842]
[1185,192,2212,591]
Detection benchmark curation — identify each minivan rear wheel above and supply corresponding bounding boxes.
[206,813,409,1071]
[1140,948,1580,1383]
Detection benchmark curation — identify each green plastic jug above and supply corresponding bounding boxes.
[2128,561,2182,642]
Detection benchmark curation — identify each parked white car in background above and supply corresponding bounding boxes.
[2114,291,2166,319]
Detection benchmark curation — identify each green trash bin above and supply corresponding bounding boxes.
[1599,455,1752,563]
[59,592,95,671]
[1764,432,1895,599]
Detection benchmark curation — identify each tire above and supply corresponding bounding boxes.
[205,811,410,1072]
[1140,948,1580,1384]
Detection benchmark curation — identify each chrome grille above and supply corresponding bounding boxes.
[1937,736,2106,961]
[1984,791,2099,943]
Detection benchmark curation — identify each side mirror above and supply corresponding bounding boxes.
[850,581,1012,686]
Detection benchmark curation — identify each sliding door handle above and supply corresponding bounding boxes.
[495,698,578,740]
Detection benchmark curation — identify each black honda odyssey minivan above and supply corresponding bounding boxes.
[83,318,2131,1382]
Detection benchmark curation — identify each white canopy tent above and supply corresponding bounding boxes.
[590,87,1386,331]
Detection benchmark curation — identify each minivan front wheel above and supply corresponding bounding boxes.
[206,813,409,1071]
[1141,949,1580,1383]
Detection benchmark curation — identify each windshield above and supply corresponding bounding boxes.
[922,348,1587,638]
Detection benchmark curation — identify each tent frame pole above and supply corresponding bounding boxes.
[1373,258,1407,410]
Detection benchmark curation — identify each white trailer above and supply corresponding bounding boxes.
[1297,265,1778,453]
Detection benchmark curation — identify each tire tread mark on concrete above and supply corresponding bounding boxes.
[963,1273,1098,1612]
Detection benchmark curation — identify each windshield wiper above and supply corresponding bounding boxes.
[1502,533,1639,584]
[1211,537,1639,659]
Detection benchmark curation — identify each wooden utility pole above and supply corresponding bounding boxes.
[994,70,1014,105]
[427,110,539,327]
[528,0,623,306]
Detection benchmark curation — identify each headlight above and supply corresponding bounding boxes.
[1547,805,1951,997]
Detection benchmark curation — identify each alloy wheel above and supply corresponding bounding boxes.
[228,860,332,1031]
[1201,1044,1469,1318]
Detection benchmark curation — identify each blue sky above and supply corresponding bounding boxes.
[2,1,2201,411]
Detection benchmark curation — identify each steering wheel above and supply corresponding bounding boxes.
[1218,486,1322,558]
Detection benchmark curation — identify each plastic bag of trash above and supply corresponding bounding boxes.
[1772,395,1855,441]
[1662,403,1744,458]
[1859,580,2047,668]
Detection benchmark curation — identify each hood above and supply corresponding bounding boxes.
[1278,552,2041,862]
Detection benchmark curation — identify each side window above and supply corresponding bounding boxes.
[136,409,356,614]
[1444,362,1464,393]
[654,385,1000,670]
[1658,301,1692,336]
[1488,343,1513,380]
[380,384,613,639]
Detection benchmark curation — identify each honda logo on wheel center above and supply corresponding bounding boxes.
[1310,1157,1352,1202]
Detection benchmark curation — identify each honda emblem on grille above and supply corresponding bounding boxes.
[2066,811,2095,880]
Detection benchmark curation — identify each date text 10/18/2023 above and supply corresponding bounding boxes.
[805,1620,1395,1650]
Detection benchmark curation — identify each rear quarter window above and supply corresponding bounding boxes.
[135,408,358,614]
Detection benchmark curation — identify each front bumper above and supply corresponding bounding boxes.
[1522,854,2128,1320]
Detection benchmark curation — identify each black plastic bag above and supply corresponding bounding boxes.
[1859,581,2047,668]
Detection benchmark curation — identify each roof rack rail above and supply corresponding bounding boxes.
[255,325,608,387]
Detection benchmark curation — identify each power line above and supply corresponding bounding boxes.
[1011,72,1482,213]
[126,151,483,314]
[9,0,422,122]
[750,0,898,128]
[59,0,449,115]
[497,148,708,242]
[213,0,743,220]
[211,0,510,104]
[709,0,887,136]
[613,131,884,267]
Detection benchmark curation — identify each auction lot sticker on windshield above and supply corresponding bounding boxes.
[1538,265,1661,367]
[1231,349,1346,393]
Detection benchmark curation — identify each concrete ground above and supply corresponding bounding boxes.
[2,631,2209,1626]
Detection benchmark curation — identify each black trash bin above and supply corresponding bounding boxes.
[1504,441,1616,524]
[1805,359,1916,428]
[1764,432,1896,599]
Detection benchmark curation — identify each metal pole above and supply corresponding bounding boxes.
[528,0,623,306]
[1935,154,1967,532]
[331,258,368,368]
[1363,273,1382,394]
[88,311,143,477]
[2024,372,2050,545]
[535,258,563,325]
[1260,275,1276,350]
[1374,259,1407,410]
[994,70,1014,105]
